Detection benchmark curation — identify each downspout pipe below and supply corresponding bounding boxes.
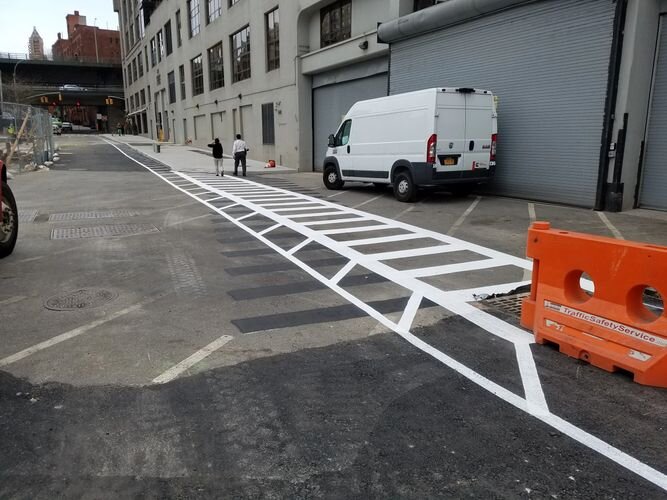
[378,0,536,44]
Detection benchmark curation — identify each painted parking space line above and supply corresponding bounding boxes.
[597,211,625,240]
[152,335,234,384]
[104,140,667,491]
[447,196,482,236]
[0,296,27,306]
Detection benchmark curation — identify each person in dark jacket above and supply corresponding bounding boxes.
[208,138,224,176]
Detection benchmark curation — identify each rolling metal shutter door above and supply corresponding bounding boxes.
[389,0,616,207]
[639,16,667,211]
[312,74,387,171]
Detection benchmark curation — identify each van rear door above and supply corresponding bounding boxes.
[463,91,494,171]
[435,90,466,173]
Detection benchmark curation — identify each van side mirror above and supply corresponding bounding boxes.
[328,134,336,148]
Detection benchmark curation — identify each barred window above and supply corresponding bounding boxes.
[207,0,222,24]
[131,59,137,81]
[150,36,157,66]
[168,71,176,104]
[320,0,351,48]
[231,26,251,83]
[138,53,144,77]
[265,8,279,71]
[262,103,275,145]
[191,55,204,95]
[156,29,164,62]
[176,10,183,46]
[179,65,186,100]
[165,20,173,55]
[140,89,146,106]
[208,42,224,90]
[188,0,201,38]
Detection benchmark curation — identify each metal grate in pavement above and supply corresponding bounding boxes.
[45,288,118,311]
[18,210,38,223]
[49,210,140,222]
[483,292,530,317]
[51,223,159,240]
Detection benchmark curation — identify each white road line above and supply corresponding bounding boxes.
[219,203,239,210]
[163,213,212,227]
[239,195,297,201]
[528,202,537,222]
[259,224,281,236]
[0,296,27,306]
[108,141,667,491]
[236,212,256,221]
[319,224,389,235]
[287,238,312,255]
[0,298,158,367]
[352,194,384,209]
[394,205,415,220]
[272,205,329,213]
[327,191,347,198]
[597,211,625,240]
[152,335,234,384]
[204,196,225,202]
[287,211,345,219]
[447,196,482,236]
[330,261,356,285]
[257,200,320,207]
[403,258,505,278]
[398,293,423,331]
[345,233,424,247]
[302,217,373,227]
[366,244,463,261]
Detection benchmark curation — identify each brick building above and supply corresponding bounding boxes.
[52,11,122,64]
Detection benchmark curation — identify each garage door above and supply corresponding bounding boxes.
[639,16,667,211]
[389,0,617,207]
[312,74,387,171]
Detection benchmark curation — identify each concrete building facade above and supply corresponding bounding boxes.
[28,27,44,60]
[114,0,425,170]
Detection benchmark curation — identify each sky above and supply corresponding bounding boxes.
[0,0,120,55]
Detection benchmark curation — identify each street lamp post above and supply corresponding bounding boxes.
[12,58,26,102]
[93,18,99,63]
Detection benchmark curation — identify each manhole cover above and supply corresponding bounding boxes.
[45,288,118,311]
[48,210,139,222]
[483,292,530,316]
[51,223,159,240]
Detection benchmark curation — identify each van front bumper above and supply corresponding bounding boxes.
[412,163,496,185]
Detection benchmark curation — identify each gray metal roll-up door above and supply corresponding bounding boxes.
[389,0,616,207]
[639,16,667,211]
[313,73,387,171]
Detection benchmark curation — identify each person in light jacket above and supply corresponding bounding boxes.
[232,134,248,177]
[208,138,224,176]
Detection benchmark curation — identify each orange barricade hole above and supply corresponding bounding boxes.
[627,285,665,323]
[564,270,595,304]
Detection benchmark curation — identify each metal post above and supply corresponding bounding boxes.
[0,69,4,112]
[13,59,26,102]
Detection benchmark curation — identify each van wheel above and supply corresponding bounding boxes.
[323,165,344,190]
[394,172,416,203]
[0,182,18,258]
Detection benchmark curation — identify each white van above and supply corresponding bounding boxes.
[322,87,497,202]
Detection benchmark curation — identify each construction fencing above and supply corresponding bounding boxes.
[0,102,55,169]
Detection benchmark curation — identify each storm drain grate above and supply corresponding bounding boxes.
[45,288,118,311]
[18,210,38,223]
[483,292,530,317]
[51,223,159,240]
[48,210,140,222]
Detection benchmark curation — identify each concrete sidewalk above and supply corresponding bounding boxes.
[101,134,294,176]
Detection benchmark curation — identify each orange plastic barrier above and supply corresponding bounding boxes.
[521,221,667,388]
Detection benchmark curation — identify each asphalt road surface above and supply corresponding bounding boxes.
[1,136,665,499]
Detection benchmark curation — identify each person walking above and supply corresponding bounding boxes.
[232,134,249,177]
[208,138,224,176]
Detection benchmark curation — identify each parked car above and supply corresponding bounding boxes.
[59,84,86,91]
[322,87,498,202]
[0,160,18,258]
[0,111,16,129]
[61,122,73,132]
[52,119,62,135]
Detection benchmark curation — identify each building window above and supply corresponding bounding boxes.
[231,25,251,83]
[262,103,275,145]
[148,85,151,102]
[138,10,145,39]
[265,8,279,71]
[129,23,135,46]
[168,71,176,104]
[320,0,351,47]
[188,0,201,38]
[176,10,183,47]
[191,55,204,95]
[207,0,222,24]
[156,72,161,86]
[414,0,437,11]
[132,59,138,81]
[229,0,241,6]
[138,53,144,77]
[165,20,173,55]
[127,63,133,84]
[179,65,186,100]
[140,89,146,105]
[144,46,149,72]
[208,42,224,90]
[156,30,164,62]
[150,37,157,66]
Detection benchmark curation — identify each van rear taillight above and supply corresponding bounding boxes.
[490,133,497,162]
[427,134,437,164]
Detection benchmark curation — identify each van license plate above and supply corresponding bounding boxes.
[441,157,457,166]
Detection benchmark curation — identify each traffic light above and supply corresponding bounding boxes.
[40,96,49,104]
[105,98,114,105]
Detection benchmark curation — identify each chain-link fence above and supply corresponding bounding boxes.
[0,102,54,169]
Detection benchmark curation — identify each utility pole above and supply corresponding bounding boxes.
[13,58,26,102]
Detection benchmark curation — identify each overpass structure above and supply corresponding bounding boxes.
[0,53,125,130]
